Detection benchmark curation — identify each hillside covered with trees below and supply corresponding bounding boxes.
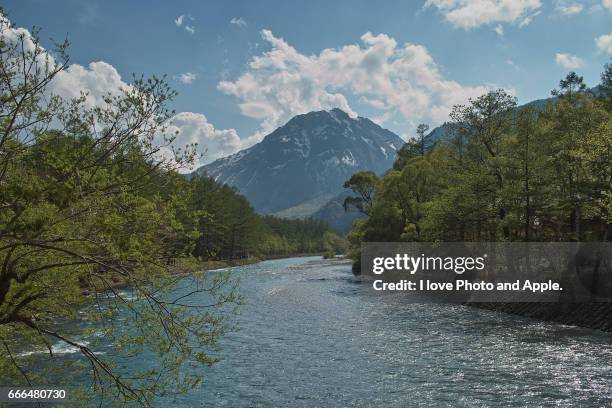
[168,174,345,262]
[345,64,612,272]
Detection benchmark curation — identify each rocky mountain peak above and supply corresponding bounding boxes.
[197,109,405,214]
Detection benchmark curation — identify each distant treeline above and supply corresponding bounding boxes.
[179,175,346,260]
[345,64,612,272]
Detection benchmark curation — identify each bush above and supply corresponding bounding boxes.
[323,251,335,259]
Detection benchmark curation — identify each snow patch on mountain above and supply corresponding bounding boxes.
[196,108,405,214]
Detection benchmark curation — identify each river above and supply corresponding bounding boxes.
[29,256,612,406]
[166,256,612,407]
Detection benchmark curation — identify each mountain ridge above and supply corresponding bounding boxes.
[197,108,405,214]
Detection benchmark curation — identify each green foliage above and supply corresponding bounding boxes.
[0,20,345,405]
[322,231,347,254]
[343,171,379,215]
[322,251,335,259]
[393,123,432,170]
[0,22,240,406]
[258,215,344,256]
[347,69,612,272]
[175,174,345,260]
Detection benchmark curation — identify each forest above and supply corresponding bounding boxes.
[168,173,345,262]
[345,64,612,272]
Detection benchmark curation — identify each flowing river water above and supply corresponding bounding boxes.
[27,256,612,406]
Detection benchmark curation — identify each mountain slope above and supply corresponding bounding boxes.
[197,109,405,214]
[311,190,364,233]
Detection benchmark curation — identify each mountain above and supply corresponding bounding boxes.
[310,191,364,233]
[310,122,450,234]
[197,108,405,214]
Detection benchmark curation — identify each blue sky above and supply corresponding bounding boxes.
[3,0,612,165]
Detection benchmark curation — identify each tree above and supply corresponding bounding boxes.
[600,59,612,111]
[377,149,444,241]
[343,171,379,215]
[0,21,239,405]
[416,123,430,156]
[503,106,551,241]
[394,123,431,170]
[544,72,605,240]
[448,89,517,239]
[551,71,587,97]
[345,66,612,273]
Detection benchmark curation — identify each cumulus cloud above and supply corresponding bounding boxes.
[53,65,235,168]
[596,32,612,53]
[51,62,128,107]
[175,14,195,34]
[53,64,235,167]
[230,17,247,27]
[176,72,197,84]
[52,64,236,169]
[555,53,585,69]
[165,112,242,168]
[218,29,489,144]
[494,24,504,36]
[424,0,542,29]
[0,15,131,110]
[1,13,239,170]
[603,0,612,12]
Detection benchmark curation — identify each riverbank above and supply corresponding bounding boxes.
[472,302,612,332]
[289,257,352,269]
[83,254,329,294]
[170,256,263,274]
[171,253,331,274]
[349,258,612,333]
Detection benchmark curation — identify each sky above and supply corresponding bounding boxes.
[3,0,612,168]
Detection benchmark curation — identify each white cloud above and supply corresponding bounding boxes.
[596,32,612,53]
[175,14,195,34]
[424,0,542,29]
[53,65,236,168]
[176,72,197,84]
[555,53,585,69]
[1,13,238,170]
[0,15,130,110]
[555,2,584,15]
[372,111,393,126]
[518,10,541,27]
[603,0,612,12]
[230,17,247,27]
[560,5,583,14]
[51,61,129,107]
[51,64,238,170]
[165,112,242,168]
[218,30,490,144]
[494,24,504,36]
[53,64,236,168]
